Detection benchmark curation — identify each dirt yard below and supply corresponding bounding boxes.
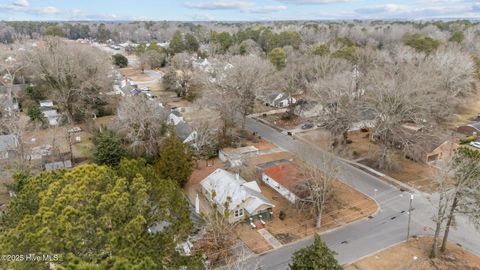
[260,112,310,130]
[444,87,480,130]
[345,237,480,270]
[298,129,439,192]
[120,67,152,81]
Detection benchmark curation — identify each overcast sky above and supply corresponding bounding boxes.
[1,0,480,21]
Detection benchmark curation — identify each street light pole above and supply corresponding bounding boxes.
[406,194,414,241]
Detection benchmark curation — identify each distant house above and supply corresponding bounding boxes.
[39,100,60,126]
[0,134,17,160]
[408,138,458,164]
[40,107,60,126]
[200,169,274,224]
[42,153,73,171]
[175,121,197,144]
[192,58,212,71]
[260,160,307,204]
[168,111,184,126]
[264,93,297,108]
[39,100,54,108]
[399,124,458,163]
[44,160,73,171]
[157,41,170,49]
[219,146,259,167]
[350,108,376,131]
[29,144,52,160]
[457,122,480,137]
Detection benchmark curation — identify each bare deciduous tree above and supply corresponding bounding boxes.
[310,68,362,147]
[430,148,480,257]
[0,44,27,101]
[191,120,218,164]
[114,96,168,157]
[207,55,274,129]
[27,38,112,123]
[296,154,338,229]
[194,212,237,266]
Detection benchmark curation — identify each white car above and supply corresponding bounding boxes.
[469,141,480,149]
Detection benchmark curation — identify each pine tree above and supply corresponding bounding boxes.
[185,33,200,52]
[155,135,194,187]
[170,30,185,54]
[289,234,342,270]
[0,163,199,269]
[112,53,128,68]
[268,47,287,70]
[92,128,126,166]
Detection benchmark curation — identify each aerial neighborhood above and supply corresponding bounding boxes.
[1,3,480,269]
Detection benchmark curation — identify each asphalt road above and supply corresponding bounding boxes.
[240,117,480,270]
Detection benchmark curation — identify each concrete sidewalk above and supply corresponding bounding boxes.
[258,228,283,249]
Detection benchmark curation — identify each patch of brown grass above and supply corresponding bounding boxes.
[345,237,480,270]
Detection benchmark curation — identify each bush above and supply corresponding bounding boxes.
[460,135,477,144]
[312,44,330,56]
[403,33,440,54]
[281,113,293,121]
[112,53,128,68]
[279,210,286,220]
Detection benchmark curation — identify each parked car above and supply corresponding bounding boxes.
[469,141,480,149]
[301,123,314,130]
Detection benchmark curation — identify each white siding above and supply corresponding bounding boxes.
[262,173,297,204]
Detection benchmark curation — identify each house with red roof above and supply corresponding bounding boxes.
[261,160,307,204]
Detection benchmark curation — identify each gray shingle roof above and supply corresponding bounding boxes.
[469,122,480,130]
[0,135,16,152]
[175,121,194,141]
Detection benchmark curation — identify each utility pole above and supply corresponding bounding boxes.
[406,194,414,241]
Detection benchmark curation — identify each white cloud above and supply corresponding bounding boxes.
[32,6,60,15]
[184,0,287,13]
[354,3,473,19]
[416,0,466,2]
[12,0,29,8]
[277,0,351,4]
[184,1,255,10]
[250,5,288,13]
[356,4,410,14]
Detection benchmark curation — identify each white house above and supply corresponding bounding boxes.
[200,169,274,224]
[39,100,54,108]
[219,146,259,167]
[39,100,60,126]
[192,58,212,72]
[41,108,60,126]
[264,93,297,108]
[261,160,306,204]
[168,111,184,126]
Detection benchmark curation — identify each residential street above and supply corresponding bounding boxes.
[241,117,480,269]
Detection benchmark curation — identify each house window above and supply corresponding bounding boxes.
[234,209,244,218]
